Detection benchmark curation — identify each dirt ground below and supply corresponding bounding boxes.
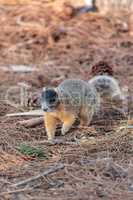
[0,1,133,199]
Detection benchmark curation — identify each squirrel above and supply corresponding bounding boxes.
[41,79,100,140]
[88,61,124,102]
[88,75,124,102]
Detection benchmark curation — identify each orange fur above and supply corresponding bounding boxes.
[44,103,94,140]
[44,113,58,140]
[44,104,76,140]
[128,119,133,126]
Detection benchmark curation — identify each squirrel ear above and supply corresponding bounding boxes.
[42,86,51,91]
[42,87,46,92]
[54,87,58,92]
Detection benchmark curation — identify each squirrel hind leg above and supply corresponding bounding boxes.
[79,106,94,127]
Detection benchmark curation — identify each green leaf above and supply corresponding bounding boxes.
[17,144,48,159]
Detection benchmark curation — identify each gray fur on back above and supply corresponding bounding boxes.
[56,79,100,114]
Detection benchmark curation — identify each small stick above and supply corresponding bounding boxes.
[26,139,78,146]
[1,65,39,73]
[127,125,133,129]
[0,188,32,196]
[12,163,64,187]
[6,110,43,117]
[19,117,44,128]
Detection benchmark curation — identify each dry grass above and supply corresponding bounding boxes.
[0,1,132,199]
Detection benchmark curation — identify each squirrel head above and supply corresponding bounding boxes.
[41,88,60,112]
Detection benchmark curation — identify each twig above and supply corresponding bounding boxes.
[1,65,39,73]
[127,125,133,129]
[26,139,78,146]
[0,188,32,196]
[12,163,64,187]
[6,110,43,117]
[19,117,43,128]
[118,125,133,130]
[16,15,45,29]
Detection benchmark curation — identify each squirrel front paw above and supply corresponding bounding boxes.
[48,135,55,141]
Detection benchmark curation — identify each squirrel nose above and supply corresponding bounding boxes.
[43,108,48,112]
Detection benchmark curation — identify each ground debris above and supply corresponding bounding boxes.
[0,1,132,199]
[11,163,64,187]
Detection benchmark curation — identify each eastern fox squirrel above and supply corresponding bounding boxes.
[89,61,124,102]
[88,75,124,102]
[41,79,100,140]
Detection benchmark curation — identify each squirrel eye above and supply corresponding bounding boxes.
[49,98,56,103]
